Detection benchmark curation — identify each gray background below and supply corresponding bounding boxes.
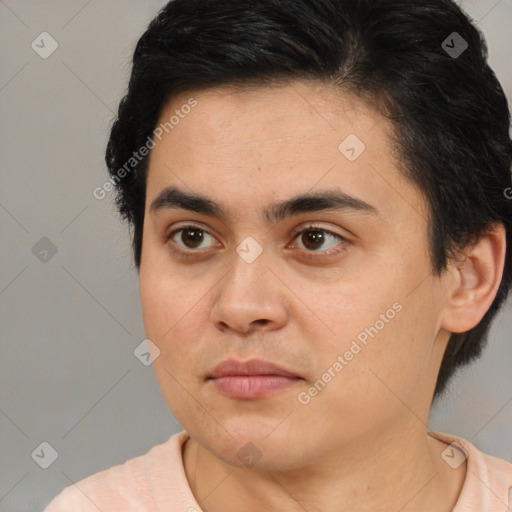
[0,1,510,510]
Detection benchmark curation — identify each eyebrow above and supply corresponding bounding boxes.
[149,185,378,224]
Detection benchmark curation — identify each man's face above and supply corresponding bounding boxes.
[139,81,452,469]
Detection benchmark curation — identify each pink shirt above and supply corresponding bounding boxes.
[44,430,512,511]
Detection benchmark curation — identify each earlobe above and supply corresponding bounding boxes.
[441,224,507,334]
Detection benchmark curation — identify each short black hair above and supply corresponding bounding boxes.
[105,0,512,400]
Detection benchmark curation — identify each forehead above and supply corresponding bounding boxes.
[145,81,428,225]
[156,81,376,148]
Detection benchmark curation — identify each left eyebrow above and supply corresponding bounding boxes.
[149,185,379,224]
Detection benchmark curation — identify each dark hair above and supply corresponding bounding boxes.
[105,0,512,400]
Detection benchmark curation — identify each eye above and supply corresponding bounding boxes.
[165,223,348,259]
[290,225,347,258]
[166,224,219,252]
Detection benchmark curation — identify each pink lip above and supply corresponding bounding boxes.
[208,359,303,399]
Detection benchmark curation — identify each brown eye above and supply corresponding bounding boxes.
[293,228,343,254]
[300,230,325,250]
[180,228,205,249]
[166,225,218,252]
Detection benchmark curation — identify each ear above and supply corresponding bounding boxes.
[440,223,507,334]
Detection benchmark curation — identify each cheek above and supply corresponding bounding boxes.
[296,273,437,415]
[139,259,202,339]
[336,294,440,412]
[295,314,427,441]
[139,271,171,340]
[139,267,204,421]
[292,272,402,362]
[139,261,209,379]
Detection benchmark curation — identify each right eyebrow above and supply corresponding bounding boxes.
[149,185,379,224]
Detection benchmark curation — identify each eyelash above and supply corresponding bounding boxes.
[165,223,349,261]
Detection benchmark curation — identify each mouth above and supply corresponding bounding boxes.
[207,358,304,399]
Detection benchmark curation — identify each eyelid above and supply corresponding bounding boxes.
[164,222,219,246]
[287,222,349,258]
[165,221,349,257]
[289,222,347,240]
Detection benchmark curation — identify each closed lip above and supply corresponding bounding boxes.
[207,358,302,379]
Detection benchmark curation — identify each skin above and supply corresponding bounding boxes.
[138,81,506,512]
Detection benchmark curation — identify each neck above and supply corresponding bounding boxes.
[183,422,466,512]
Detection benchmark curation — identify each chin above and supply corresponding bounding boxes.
[195,420,308,470]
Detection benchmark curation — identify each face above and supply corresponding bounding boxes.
[139,81,452,470]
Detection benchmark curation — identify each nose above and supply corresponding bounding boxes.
[209,251,289,335]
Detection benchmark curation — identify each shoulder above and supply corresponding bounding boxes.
[429,431,512,512]
[43,431,190,512]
